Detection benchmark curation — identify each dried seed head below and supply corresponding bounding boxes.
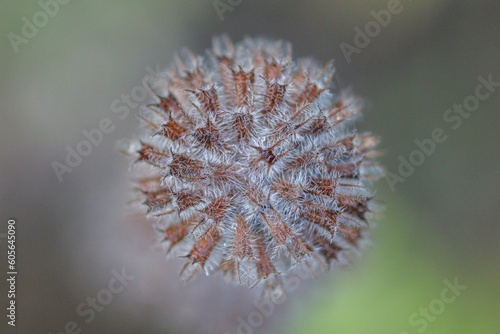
[124,35,383,292]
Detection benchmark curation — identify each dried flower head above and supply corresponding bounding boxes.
[124,35,382,292]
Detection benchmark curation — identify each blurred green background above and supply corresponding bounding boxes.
[1,1,499,333]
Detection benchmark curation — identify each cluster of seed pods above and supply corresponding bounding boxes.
[126,35,382,292]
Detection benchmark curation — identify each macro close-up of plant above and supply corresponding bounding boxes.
[124,36,382,293]
[1,1,499,334]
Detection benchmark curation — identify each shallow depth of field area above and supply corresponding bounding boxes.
[1,1,499,333]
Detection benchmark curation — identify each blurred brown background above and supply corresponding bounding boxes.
[1,1,499,333]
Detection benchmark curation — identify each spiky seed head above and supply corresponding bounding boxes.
[124,35,383,293]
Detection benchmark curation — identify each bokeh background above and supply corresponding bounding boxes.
[1,1,499,333]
